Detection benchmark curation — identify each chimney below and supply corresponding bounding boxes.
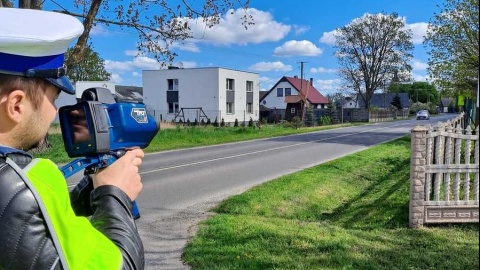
[294,75,298,78]
[310,78,313,86]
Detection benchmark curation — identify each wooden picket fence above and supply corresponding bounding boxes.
[409,113,479,227]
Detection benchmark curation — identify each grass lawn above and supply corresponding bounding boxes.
[36,123,361,164]
[182,136,479,270]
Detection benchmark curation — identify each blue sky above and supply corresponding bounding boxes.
[45,0,445,95]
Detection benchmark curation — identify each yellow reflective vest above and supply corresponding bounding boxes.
[8,157,123,269]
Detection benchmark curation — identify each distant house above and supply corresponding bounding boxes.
[337,96,358,109]
[343,93,410,110]
[75,81,116,99]
[115,85,143,102]
[439,97,455,113]
[260,76,329,120]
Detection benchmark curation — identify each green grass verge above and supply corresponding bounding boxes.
[182,136,479,270]
[34,123,360,164]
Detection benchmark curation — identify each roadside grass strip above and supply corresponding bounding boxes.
[37,123,361,164]
[183,136,479,270]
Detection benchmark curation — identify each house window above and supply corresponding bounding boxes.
[285,88,291,96]
[167,79,178,91]
[291,108,296,114]
[246,81,253,92]
[226,102,234,114]
[246,102,253,114]
[168,102,179,114]
[226,78,235,91]
[277,88,283,97]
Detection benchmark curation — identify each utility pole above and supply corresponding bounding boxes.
[298,61,308,122]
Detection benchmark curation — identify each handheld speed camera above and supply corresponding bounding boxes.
[59,87,159,219]
[59,87,158,158]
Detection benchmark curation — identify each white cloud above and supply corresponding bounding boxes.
[109,74,123,84]
[315,79,342,93]
[171,41,201,52]
[105,56,161,73]
[412,73,429,82]
[248,61,292,72]
[273,40,323,57]
[125,50,143,57]
[91,24,136,38]
[187,8,291,45]
[90,24,112,36]
[319,30,337,45]
[174,61,197,68]
[293,25,310,35]
[411,59,429,70]
[310,67,337,73]
[319,19,429,46]
[104,60,132,71]
[259,76,275,91]
[406,22,429,44]
[259,76,270,83]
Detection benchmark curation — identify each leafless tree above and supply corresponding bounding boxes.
[5,0,253,69]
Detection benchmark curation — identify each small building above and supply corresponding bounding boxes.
[439,97,455,113]
[142,67,260,124]
[259,76,329,121]
[75,81,116,99]
[346,93,411,110]
[337,96,359,109]
[115,85,143,103]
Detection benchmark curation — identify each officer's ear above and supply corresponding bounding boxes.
[0,90,29,124]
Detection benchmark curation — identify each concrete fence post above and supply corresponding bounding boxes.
[409,125,429,228]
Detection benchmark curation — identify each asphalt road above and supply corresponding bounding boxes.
[66,114,458,270]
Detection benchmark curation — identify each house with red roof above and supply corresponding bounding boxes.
[259,76,329,121]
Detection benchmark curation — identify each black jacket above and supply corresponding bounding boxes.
[0,151,144,269]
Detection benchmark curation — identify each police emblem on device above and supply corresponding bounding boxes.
[131,108,148,123]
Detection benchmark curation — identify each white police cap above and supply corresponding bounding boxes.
[0,8,84,94]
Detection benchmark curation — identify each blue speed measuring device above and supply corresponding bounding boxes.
[59,87,158,219]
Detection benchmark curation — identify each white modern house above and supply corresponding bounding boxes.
[74,81,116,99]
[142,67,260,124]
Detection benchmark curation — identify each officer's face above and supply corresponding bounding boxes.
[22,84,60,150]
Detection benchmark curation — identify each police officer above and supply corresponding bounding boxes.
[0,8,145,269]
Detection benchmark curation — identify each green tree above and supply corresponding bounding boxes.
[2,0,253,69]
[334,13,414,109]
[424,0,478,98]
[390,94,403,110]
[389,81,440,104]
[65,43,111,82]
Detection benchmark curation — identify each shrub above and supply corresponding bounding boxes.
[319,115,332,126]
[410,102,430,115]
[221,118,225,127]
[290,116,304,129]
[234,118,239,127]
[248,117,254,127]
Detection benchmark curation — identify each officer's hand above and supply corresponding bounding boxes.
[92,149,145,200]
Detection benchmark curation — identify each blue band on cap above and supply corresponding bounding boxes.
[0,51,64,76]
